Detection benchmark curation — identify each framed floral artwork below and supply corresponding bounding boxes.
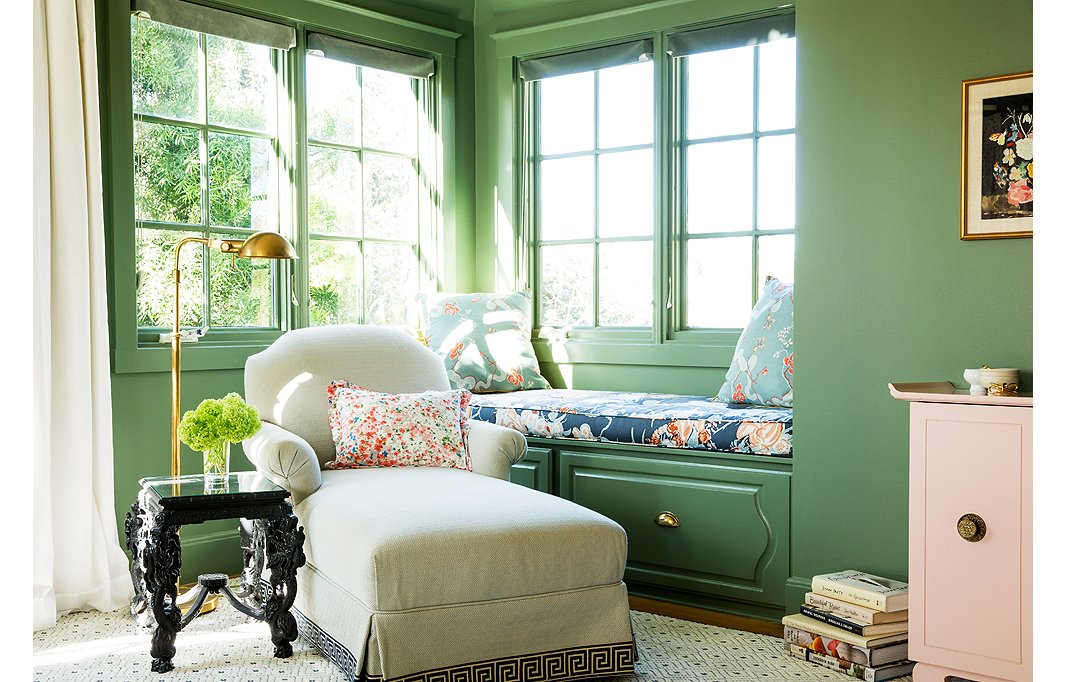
[961,71,1033,240]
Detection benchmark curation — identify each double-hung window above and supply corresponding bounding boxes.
[520,11,795,343]
[303,34,434,328]
[526,42,656,330]
[118,0,445,361]
[672,15,796,330]
[131,6,291,334]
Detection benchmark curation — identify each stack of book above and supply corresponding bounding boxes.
[782,570,915,681]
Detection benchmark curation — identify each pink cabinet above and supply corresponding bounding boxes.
[890,382,1032,682]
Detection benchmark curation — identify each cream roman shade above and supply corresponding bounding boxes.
[518,39,653,81]
[667,11,794,57]
[306,32,435,79]
[131,0,296,50]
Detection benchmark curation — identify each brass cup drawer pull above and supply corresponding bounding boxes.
[957,513,986,542]
[655,511,680,528]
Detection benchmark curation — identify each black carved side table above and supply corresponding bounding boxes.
[124,473,306,673]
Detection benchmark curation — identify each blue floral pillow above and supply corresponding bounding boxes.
[416,291,551,393]
[715,278,794,407]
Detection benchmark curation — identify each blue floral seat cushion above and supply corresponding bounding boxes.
[469,389,792,458]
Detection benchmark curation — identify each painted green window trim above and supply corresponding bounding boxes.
[495,0,795,369]
[98,0,460,374]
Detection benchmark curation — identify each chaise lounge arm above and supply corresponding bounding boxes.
[242,421,323,504]
[467,420,526,480]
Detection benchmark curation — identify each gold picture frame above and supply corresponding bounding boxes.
[961,71,1033,240]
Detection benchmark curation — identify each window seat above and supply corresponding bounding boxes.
[469,389,792,458]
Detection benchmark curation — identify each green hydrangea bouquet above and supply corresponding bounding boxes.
[177,393,261,486]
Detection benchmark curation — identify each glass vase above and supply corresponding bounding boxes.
[203,440,231,492]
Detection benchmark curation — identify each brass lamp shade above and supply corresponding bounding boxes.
[236,231,298,260]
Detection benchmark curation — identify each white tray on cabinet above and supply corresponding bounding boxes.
[888,381,1032,407]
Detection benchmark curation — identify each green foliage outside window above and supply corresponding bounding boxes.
[132,17,278,331]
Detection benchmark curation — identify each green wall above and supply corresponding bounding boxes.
[789,0,1032,608]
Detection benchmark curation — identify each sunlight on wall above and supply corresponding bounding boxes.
[494,188,515,291]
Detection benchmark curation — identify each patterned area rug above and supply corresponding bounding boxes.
[33,603,913,681]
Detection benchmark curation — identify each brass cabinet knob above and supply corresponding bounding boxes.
[957,513,987,542]
[655,511,680,528]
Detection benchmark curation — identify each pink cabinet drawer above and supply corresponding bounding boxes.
[908,402,1032,681]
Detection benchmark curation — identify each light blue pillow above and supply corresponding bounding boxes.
[715,278,794,407]
[416,291,551,393]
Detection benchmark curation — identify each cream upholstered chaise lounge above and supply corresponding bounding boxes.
[241,325,636,682]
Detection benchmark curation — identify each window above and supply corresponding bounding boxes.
[131,15,284,331]
[521,12,795,338]
[677,26,796,329]
[120,1,444,354]
[528,42,655,329]
[304,36,431,328]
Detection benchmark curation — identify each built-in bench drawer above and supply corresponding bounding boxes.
[558,450,790,610]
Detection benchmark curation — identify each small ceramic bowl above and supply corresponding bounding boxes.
[979,367,1020,388]
[963,368,985,395]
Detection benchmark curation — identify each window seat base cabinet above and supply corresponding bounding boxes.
[891,383,1032,682]
[510,438,791,621]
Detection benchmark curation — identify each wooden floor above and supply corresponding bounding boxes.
[628,595,784,638]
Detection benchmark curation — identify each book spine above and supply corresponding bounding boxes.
[804,592,877,624]
[812,575,888,610]
[783,627,872,667]
[800,605,865,635]
[804,649,874,681]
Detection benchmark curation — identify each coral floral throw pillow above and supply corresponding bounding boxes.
[325,380,472,471]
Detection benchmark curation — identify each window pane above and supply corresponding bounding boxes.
[539,156,594,241]
[539,71,594,155]
[687,46,754,139]
[757,234,795,286]
[134,121,202,224]
[363,68,418,156]
[207,35,275,133]
[599,241,653,326]
[136,228,204,328]
[758,38,796,131]
[131,18,199,122]
[540,244,593,326]
[686,139,753,233]
[598,61,653,148]
[308,146,361,235]
[208,133,275,230]
[364,154,417,241]
[599,149,654,238]
[686,236,753,328]
[309,240,361,325]
[209,246,274,327]
[306,54,360,146]
[364,242,418,326]
[758,134,795,230]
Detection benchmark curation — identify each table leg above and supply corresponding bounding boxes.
[124,500,148,618]
[239,518,267,606]
[262,506,306,658]
[144,513,182,673]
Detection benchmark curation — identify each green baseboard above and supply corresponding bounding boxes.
[784,575,812,613]
[626,581,785,623]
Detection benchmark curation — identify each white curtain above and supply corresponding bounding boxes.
[33,0,133,631]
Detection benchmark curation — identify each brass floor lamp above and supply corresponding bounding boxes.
[168,231,297,612]
[169,231,297,479]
